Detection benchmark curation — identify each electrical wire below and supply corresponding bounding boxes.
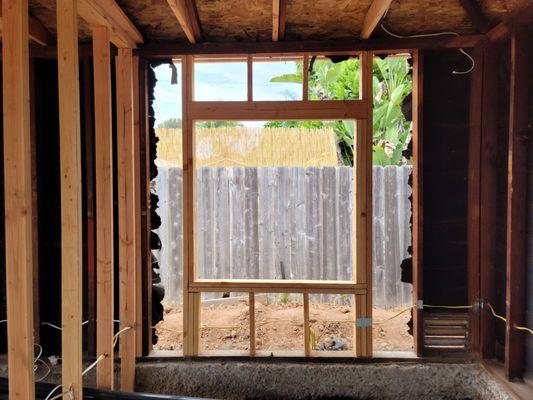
[42,321,89,331]
[379,24,475,75]
[113,326,133,348]
[82,354,107,376]
[45,384,72,400]
[487,303,533,335]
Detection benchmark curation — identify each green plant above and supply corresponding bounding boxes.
[158,117,182,129]
[278,293,291,305]
[268,57,413,166]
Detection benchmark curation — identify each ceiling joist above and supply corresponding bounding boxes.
[458,0,491,33]
[79,0,143,48]
[0,0,53,45]
[360,0,393,39]
[166,0,202,44]
[272,0,286,42]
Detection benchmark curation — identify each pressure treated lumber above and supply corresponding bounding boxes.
[116,47,137,391]
[2,0,35,398]
[92,25,114,390]
[57,0,83,398]
[360,0,393,39]
[0,1,53,45]
[505,28,529,381]
[166,0,202,43]
[79,0,143,48]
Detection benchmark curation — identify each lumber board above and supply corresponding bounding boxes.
[272,0,286,41]
[487,3,533,43]
[166,0,202,43]
[116,47,137,391]
[1,0,35,398]
[249,293,255,356]
[303,293,310,356]
[92,25,114,390]
[0,1,53,46]
[458,0,491,33]
[360,0,393,39]
[57,0,83,397]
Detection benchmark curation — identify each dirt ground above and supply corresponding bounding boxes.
[154,296,413,353]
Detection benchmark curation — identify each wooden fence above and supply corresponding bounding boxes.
[155,164,413,309]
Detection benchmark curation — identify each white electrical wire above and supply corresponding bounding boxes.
[380,24,475,75]
[42,320,89,330]
[34,358,52,382]
[82,353,107,376]
[113,326,133,348]
[44,384,72,400]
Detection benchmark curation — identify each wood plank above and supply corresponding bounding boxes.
[57,0,83,397]
[467,45,483,357]
[360,0,393,39]
[249,293,255,356]
[479,43,498,360]
[189,100,369,121]
[79,0,143,48]
[2,0,35,398]
[504,28,529,381]
[247,55,253,101]
[0,1,53,45]
[302,54,309,100]
[190,279,366,294]
[182,55,196,355]
[92,25,114,390]
[136,35,484,58]
[272,0,286,41]
[133,55,143,357]
[458,0,491,33]
[303,293,310,356]
[116,47,137,391]
[412,49,424,357]
[166,0,202,43]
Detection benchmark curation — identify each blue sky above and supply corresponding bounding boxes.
[153,60,302,127]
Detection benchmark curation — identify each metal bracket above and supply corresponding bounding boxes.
[416,300,424,310]
[473,298,484,312]
[356,318,372,328]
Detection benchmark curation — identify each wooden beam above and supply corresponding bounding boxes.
[412,49,424,357]
[360,0,393,39]
[487,2,533,43]
[2,0,35,398]
[93,25,114,390]
[303,293,310,356]
[116,47,137,391]
[79,0,143,48]
[467,45,483,356]
[0,1,53,46]
[249,293,255,356]
[166,0,202,44]
[136,35,483,58]
[504,28,529,381]
[189,100,369,121]
[57,0,83,398]
[272,0,286,41]
[479,42,498,360]
[458,0,491,33]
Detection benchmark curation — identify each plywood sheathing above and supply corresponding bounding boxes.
[115,0,187,42]
[196,0,272,42]
[29,0,92,41]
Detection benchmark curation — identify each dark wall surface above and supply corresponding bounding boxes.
[422,49,471,306]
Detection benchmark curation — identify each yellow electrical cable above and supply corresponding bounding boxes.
[486,303,507,323]
[486,303,533,335]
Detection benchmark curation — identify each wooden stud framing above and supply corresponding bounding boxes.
[458,0,491,34]
[247,55,253,101]
[2,0,35,398]
[504,28,529,381]
[0,1,54,46]
[166,0,202,44]
[272,0,286,42]
[412,49,424,357]
[92,25,114,390]
[479,42,498,360]
[57,0,83,397]
[467,45,483,356]
[303,293,310,356]
[302,54,309,100]
[116,47,137,391]
[249,293,255,356]
[360,0,393,39]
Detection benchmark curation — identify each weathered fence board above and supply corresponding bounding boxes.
[155,165,413,308]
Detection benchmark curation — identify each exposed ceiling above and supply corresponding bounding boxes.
[27,0,532,44]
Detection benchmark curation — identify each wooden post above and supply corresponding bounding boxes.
[467,45,483,356]
[182,55,199,356]
[116,47,137,391]
[93,25,114,390]
[249,293,255,356]
[303,293,310,356]
[57,0,83,397]
[2,0,35,398]
[504,28,529,381]
[354,51,373,357]
[302,54,309,100]
[412,49,424,357]
[479,42,498,360]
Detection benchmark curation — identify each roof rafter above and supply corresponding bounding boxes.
[360,0,393,39]
[166,0,202,44]
[0,0,53,45]
[272,0,286,41]
[79,0,143,48]
[458,0,491,33]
